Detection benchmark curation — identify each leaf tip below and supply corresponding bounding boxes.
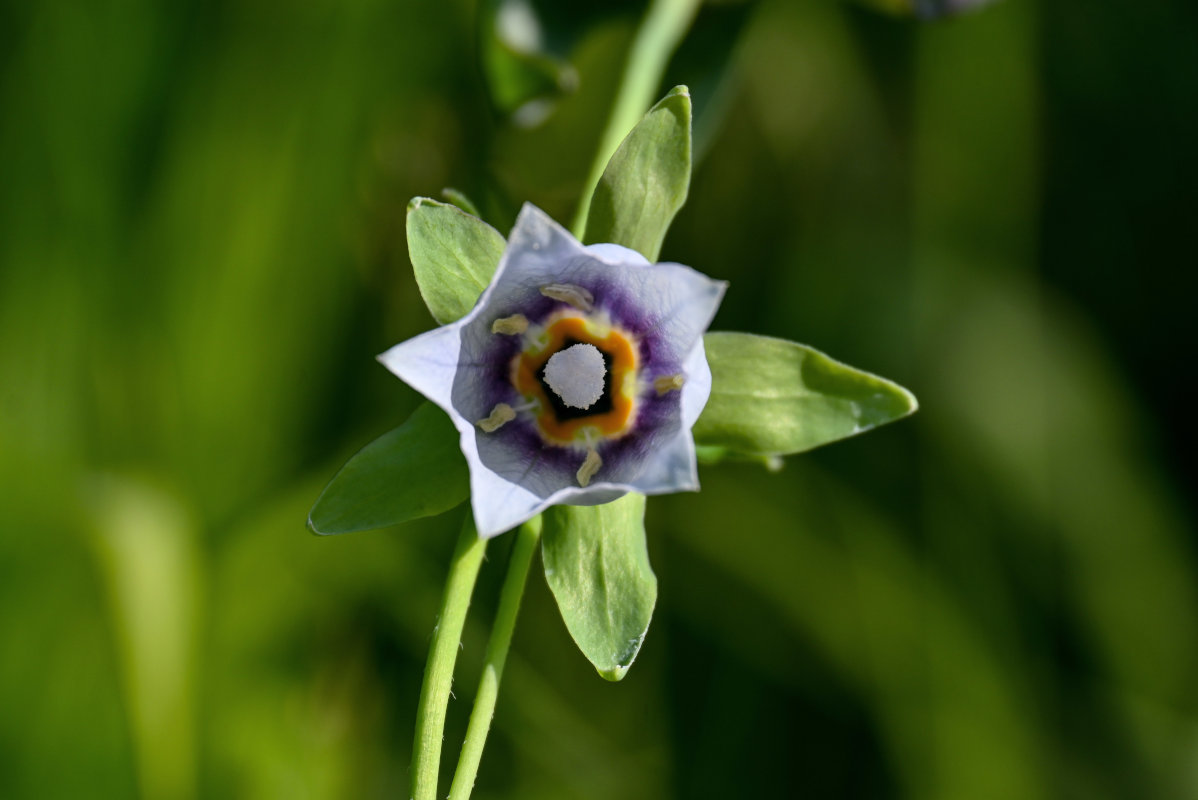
[883,380,920,420]
[598,665,629,682]
[408,196,435,213]
[903,385,920,415]
[656,85,692,117]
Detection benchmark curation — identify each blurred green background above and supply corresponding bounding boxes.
[2,0,1196,797]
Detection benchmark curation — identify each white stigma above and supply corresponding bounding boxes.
[543,343,606,409]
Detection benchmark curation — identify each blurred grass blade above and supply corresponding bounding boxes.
[89,477,199,800]
[664,2,753,163]
[407,197,506,324]
[308,403,469,535]
[542,493,656,681]
[583,85,691,261]
[694,332,917,457]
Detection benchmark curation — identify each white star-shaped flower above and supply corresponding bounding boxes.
[379,204,726,538]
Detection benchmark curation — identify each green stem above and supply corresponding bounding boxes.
[411,515,488,800]
[447,517,543,800]
[571,0,701,239]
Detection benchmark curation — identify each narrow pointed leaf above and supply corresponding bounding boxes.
[694,332,918,457]
[584,85,691,262]
[308,403,469,535]
[407,197,506,324]
[542,493,656,681]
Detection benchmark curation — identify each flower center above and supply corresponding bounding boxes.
[542,343,607,410]
[508,311,639,446]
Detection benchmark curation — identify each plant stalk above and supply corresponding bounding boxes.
[411,515,488,800]
[571,0,701,239]
[447,517,543,800]
[420,4,699,794]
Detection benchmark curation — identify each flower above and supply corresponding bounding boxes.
[379,204,726,538]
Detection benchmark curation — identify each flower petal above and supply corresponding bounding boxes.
[619,261,726,364]
[461,431,548,538]
[467,446,629,536]
[488,204,593,299]
[621,334,713,497]
[680,334,713,429]
[376,324,462,410]
[583,242,650,267]
[628,427,700,496]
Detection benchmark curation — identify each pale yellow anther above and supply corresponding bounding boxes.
[491,314,529,335]
[540,283,594,312]
[654,374,685,395]
[576,448,603,487]
[477,403,516,433]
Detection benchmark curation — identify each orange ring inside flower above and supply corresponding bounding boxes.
[511,314,639,446]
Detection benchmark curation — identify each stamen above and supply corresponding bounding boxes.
[654,374,685,395]
[511,399,541,414]
[491,314,529,335]
[540,283,594,312]
[477,403,516,432]
[577,448,602,487]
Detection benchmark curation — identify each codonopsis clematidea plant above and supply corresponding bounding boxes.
[308,82,916,800]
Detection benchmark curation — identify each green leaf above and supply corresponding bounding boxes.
[694,332,918,457]
[542,493,656,681]
[308,403,469,535]
[407,197,507,325]
[583,85,691,262]
[694,445,784,472]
